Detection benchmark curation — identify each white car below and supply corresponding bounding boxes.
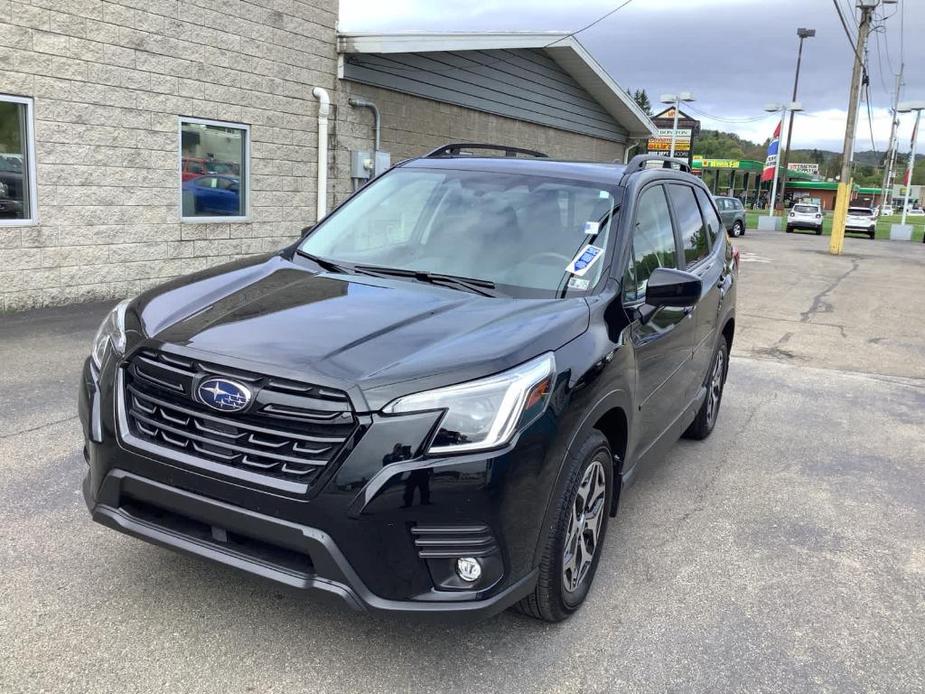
[845,207,878,239]
[786,203,823,235]
[905,207,925,217]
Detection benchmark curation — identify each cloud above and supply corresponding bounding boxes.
[340,0,924,152]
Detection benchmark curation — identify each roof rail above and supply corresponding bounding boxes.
[620,154,692,182]
[423,143,549,159]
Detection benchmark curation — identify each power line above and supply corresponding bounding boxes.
[546,0,635,48]
[832,0,865,64]
[864,82,878,155]
[682,105,773,124]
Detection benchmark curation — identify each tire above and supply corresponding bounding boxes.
[815,227,822,235]
[868,229,876,240]
[683,338,729,441]
[732,220,744,237]
[515,431,613,622]
[786,226,793,233]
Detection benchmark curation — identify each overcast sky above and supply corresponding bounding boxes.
[340,0,923,152]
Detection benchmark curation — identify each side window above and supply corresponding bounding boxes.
[0,94,36,225]
[180,117,248,220]
[695,187,722,246]
[623,185,678,302]
[668,184,709,267]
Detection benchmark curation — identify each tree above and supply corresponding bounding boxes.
[632,89,652,116]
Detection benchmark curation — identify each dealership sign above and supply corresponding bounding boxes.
[646,107,700,165]
[789,162,820,176]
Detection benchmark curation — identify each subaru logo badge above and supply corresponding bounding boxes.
[197,378,252,413]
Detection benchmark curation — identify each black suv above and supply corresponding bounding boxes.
[79,146,737,622]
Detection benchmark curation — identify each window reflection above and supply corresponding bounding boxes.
[180,119,247,219]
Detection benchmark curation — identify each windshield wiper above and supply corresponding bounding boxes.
[297,250,352,275]
[352,265,502,298]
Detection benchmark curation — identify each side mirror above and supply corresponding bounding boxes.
[300,224,315,239]
[645,267,701,309]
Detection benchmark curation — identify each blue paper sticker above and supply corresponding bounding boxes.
[566,244,603,277]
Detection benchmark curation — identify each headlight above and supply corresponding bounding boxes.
[90,300,130,370]
[383,353,556,454]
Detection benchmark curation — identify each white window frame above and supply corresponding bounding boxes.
[0,94,38,227]
[178,116,251,223]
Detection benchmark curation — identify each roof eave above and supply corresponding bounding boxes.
[337,32,657,140]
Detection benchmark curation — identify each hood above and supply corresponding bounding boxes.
[133,255,589,410]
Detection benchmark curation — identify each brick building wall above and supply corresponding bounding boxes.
[332,82,626,207]
[0,0,338,312]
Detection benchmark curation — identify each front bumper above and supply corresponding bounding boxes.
[80,356,557,620]
[83,468,537,619]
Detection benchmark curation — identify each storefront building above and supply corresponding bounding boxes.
[0,5,653,312]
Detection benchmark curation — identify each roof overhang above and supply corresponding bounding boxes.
[337,32,657,139]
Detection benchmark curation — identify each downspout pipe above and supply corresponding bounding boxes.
[312,87,330,220]
[348,97,381,151]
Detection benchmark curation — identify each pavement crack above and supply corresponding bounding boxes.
[800,258,860,323]
[0,415,78,440]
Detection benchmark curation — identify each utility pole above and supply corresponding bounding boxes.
[778,27,815,212]
[879,66,904,210]
[830,1,875,255]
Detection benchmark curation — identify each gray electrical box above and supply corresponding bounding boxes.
[374,151,391,176]
[350,149,373,179]
[350,149,392,180]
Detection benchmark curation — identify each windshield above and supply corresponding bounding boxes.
[848,208,873,216]
[299,168,618,298]
[793,205,818,213]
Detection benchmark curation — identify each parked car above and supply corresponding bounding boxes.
[845,206,878,239]
[714,195,746,237]
[181,157,241,181]
[181,174,241,216]
[786,203,823,235]
[0,153,24,219]
[905,207,925,217]
[80,148,737,623]
[181,157,209,181]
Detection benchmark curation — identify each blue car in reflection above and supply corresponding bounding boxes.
[181,175,241,216]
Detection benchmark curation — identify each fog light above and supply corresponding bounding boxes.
[455,557,482,582]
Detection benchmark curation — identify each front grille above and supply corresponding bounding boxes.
[122,348,357,485]
[410,525,498,559]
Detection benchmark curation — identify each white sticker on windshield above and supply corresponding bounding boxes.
[583,221,600,235]
[568,277,591,291]
[566,244,604,277]
[599,190,610,199]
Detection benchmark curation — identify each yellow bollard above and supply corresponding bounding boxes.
[829,180,851,255]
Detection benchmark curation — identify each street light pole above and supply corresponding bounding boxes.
[764,102,803,221]
[660,92,694,160]
[879,67,904,211]
[898,104,923,226]
[778,27,815,211]
[669,100,681,158]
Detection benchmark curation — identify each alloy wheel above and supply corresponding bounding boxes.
[562,460,607,593]
[705,349,725,427]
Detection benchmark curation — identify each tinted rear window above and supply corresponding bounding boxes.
[848,208,872,216]
[793,205,818,213]
[668,184,709,268]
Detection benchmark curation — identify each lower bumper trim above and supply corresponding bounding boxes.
[84,470,536,620]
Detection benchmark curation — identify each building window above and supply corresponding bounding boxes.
[0,94,37,226]
[179,117,249,221]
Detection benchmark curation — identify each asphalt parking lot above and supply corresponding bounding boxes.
[1,232,923,693]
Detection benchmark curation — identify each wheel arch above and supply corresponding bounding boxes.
[722,316,735,351]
